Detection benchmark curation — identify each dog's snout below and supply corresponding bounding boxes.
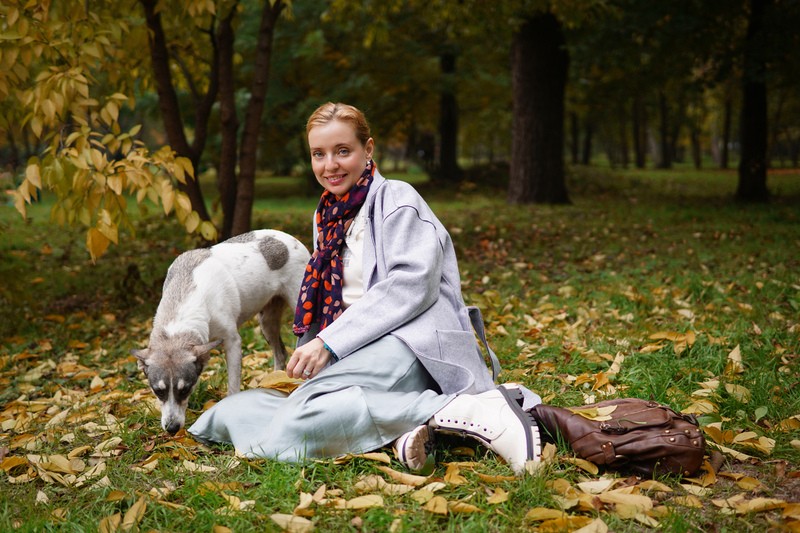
[165,421,182,435]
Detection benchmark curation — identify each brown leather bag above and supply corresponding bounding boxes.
[531,398,706,476]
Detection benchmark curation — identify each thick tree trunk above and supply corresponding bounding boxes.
[140,0,211,222]
[737,0,770,202]
[508,12,570,204]
[217,10,239,240]
[437,50,462,183]
[231,0,285,236]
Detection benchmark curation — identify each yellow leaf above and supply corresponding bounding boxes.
[724,345,745,375]
[725,383,751,402]
[577,478,617,494]
[121,496,146,531]
[375,465,429,487]
[257,370,302,394]
[199,220,217,241]
[596,490,653,513]
[637,480,672,492]
[525,507,569,521]
[180,209,197,231]
[540,516,594,532]
[443,464,467,485]
[448,501,482,514]
[568,405,617,421]
[562,457,599,475]
[639,343,664,354]
[105,490,127,502]
[573,517,609,533]
[734,497,786,514]
[423,495,449,515]
[487,487,509,505]
[345,494,383,509]
[777,415,800,431]
[352,452,392,464]
[99,513,121,533]
[269,513,313,533]
[672,494,703,509]
[736,477,763,490]
[87,228,110,261]
[26,163,42,188]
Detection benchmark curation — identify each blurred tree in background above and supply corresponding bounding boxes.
[1,0,798,257]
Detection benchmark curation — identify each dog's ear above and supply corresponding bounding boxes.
[192,339,222,369]
[131,348,150,373]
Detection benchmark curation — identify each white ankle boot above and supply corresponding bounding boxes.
[393,423,434,471]
[430,387,542,474]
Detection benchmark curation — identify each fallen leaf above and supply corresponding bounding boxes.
[567,405,617,421]
[525,507,568,521]
[423,495,448,515]
[448,501,482,514]
[562,457,599,475]
[121,496,146,532]
[444,464,468,485]
[487,487,509,505]
[375,465,428,486]
[270,513,313,533]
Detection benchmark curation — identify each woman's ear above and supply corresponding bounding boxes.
[365,137,374,160]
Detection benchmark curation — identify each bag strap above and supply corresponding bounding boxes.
[468,306,501,381]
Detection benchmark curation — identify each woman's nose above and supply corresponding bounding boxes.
[324,155,339,169]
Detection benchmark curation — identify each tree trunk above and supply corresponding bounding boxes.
[217,9,239,240]
[737,0,770,202]
[632,96,646,168]
[140,0,211,222]
[508,12,570,204]
[691,125,702,169]
[657,92,671,169]
[721,96,732,169]
[231,0,285,236]
[437,50,462,183]
[619,103,629,169]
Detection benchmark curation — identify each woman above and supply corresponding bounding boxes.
[188,103,541,474]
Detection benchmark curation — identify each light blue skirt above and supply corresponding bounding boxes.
[188,335,453,462]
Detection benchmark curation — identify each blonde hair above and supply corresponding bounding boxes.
[306,102,371,146]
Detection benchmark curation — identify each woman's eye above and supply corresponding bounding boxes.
[338,148,350,156]
[312,151,323,158]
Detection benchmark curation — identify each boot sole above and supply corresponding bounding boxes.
[497,385,542,464]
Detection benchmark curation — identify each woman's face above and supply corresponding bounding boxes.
[308,119,374,198]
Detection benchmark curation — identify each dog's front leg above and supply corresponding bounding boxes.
[223,333,243,395]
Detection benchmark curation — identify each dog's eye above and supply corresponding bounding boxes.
[152,388,168,401]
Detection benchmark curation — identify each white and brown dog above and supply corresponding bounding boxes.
[132,229,310,434]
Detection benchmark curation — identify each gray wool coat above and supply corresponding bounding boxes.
[302,170,498,395]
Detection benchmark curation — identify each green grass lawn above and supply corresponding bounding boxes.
[1,165,799,531]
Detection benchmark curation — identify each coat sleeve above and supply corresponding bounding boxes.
[316,203,444,358]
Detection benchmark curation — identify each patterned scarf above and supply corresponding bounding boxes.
[293,160,376,335]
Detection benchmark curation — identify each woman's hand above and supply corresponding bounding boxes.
[287,337,331,380]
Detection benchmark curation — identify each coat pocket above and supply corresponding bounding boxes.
[435,329,477,360]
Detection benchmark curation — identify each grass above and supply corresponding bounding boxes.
[1,164,799,531]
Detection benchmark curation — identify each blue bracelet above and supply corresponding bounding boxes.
[322,341,339,361]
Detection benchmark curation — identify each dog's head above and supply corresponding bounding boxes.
[132,336,222,435]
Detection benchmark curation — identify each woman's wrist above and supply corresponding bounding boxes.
[319,338,339,361]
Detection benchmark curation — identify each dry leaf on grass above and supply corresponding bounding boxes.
[270,513,313,533]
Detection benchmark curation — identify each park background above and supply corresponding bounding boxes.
[1,1,799,531]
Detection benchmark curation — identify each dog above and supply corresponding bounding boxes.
[132,229,310,434]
